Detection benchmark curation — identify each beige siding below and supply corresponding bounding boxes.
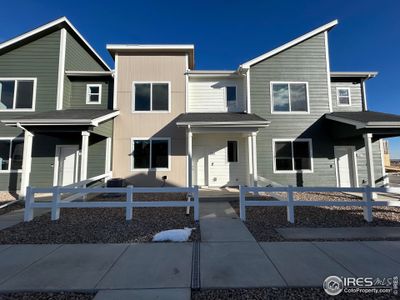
[188,77,246,112]
[113,54,187,187]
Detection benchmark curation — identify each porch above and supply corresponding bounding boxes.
[176,112,270,188]
[1,109,118,196]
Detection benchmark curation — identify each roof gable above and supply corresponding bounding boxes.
[0,17,110,71]
[240,20,338,70]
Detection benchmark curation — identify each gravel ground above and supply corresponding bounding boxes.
[0,193,200,244]
[0,292,95,300]
[231,192,400,242]
[192,288,397,299]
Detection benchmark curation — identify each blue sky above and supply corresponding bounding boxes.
[1,0,400,158]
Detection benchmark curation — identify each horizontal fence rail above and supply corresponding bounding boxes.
[239,185,400,222]
[24,185,199,222]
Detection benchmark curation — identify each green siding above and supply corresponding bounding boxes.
[64,31,106,72]
[90,119,113,137]
[0,30,60,112]
[87,135,107,178]
[0,30,61,190]
[68,79,113,109]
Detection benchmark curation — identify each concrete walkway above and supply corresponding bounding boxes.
[0,201,399,297]
[0,208,48,230]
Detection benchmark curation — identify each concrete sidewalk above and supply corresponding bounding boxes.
[0,241,399,293]
[0,201,399,296]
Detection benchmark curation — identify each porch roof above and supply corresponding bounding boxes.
[325,111,400,139]
[1,109,119,127]
[325,111,400,129]
[176,112,270,127]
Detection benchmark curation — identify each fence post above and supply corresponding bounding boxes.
[363,185,373,222]
[239,185,246,221]
[287,185,295,223]
[193,186,199,221]
[186,189,191,215]
[51,186,61,221]
[126,185,133,221]
[24,186,34,221]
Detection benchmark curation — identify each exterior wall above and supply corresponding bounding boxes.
[90,119,113,138]
[87,135,107,178]
[113,54,187,187]
[188,77,245,112]
[250,32,338,186]
[331,80,363,112]
[0,29,61,191]
[193,133,248,186]
[68,78,113,109]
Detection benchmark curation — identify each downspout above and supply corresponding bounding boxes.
[360,77,369,111]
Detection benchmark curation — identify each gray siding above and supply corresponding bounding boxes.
[331,81,363,112]
[250,33,337,186]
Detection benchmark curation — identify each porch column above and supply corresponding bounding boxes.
[251,132,258,186]
[363,133,375,187]
[187,128,193,187]
[20,130,34,197]
[247,136,254,186]
[80,131,90,181]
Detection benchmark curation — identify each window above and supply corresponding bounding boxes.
[274,139,312,172]
[86,84,102,104]
[0,139,24,172]
[133,82,169,112]
[271,82,308,113]
[227,141,238,162]
[0,79,35,111]
[337,87,351,106]
[132,138,169,170]
[226,86,237,106]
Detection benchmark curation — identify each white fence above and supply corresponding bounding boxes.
[239,185,400,222]
[24,184,199,222]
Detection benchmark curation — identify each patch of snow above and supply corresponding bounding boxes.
[152,227,195,242]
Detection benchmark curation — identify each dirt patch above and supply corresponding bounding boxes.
[231,192,400,242]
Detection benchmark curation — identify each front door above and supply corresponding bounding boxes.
[55,145,79,186]
[335,146,357,187]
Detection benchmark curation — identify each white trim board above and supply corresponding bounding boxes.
[56,29,66,110]
[240,20,338,69]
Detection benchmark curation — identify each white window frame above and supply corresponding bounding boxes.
[226,140,239,163]
[0,137,24,173]
[270,81,310,114]
[131,137,171,171]
[132,81,171,113]
[86,84,102,104]
[272,138,314,174]
[225,85,237,109]
[0,78,37,112]
[336,87,352,106]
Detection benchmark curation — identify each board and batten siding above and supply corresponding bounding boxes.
[331,80,363,112]
[193,133,248,186]
[250,32,337,186]
[188,77,245,112]
[113,54,187,187]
